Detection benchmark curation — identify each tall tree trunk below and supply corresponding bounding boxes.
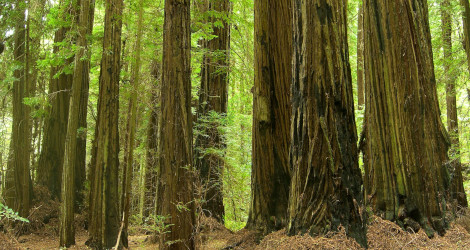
[287,0,366,247]
[59,0,95,247]
[357,3,364,109]
[362,0,450,236]
[441,0,467,209]
[247,0,292,233]
[194,0,230,223]
[120,0,144,245]
[75,0,95,209]
[157,0,194,248]
[4,0,32,218]
[460,0,470,73]
[86,0,123,248]
[143,60,161,219]
[37,0,76,199]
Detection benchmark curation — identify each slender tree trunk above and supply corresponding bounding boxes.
[247,0,292,233]
[357,3,364,109]
[75,0,95,209]
[4,0,33,218]
[441,0,467,209]
[86,0,123,248]
[157,0,194,248]
[120,0,144,245]
[287,0,366,247]
[37,0,77,199]
[59,0,94,247]
[194,0,230,223]
[143,60,160,219]
[460,0,470,73]
[362,0,450,236]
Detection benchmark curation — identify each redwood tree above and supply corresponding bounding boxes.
[362,0,450,236]
[37,0,76,199]
[86,0,123,248]
[194,0,231,223]
[247,0,292,233]
[59,0,95,247]
[4,0,33,218]
[156,0,194,249]
[286,0,366,246]
[441,0,467,208]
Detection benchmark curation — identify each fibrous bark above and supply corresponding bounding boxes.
[86,0,123,248]
[247,0,292,233]
[362,0,450,236]
[194,0,230,223]
[287,0,366,247]
[157,0,195,249]
[37,0,76,199]
[59,0,94,247]
[4,0,33,218]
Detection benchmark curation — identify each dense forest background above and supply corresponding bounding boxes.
[2,0,470,249]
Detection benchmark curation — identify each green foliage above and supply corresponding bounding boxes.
[0,202,29,223]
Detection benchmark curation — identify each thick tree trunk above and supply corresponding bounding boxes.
[362,0,450,236]
[287,0,366,247]
[59,0,94,247]
[37,0,77,199]
[194,0,230,223]
[5,0,33,217]
[157,0,194,248]
[441,0,467,209]
[86,0,123,248]
[247,0,292,233]
[357,3,365,109]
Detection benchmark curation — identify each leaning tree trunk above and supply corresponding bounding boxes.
[59,0,95,247]
[5,0,32,218]
[287,0,366,247]
[247,0,292,233]
[194,0,230,223]
[37,0,77,199]
[156,0,194,249]
[441,0,467,209]
[362,0,450,236]
[86,0,123,248]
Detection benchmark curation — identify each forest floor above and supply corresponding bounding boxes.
[2,214,470,249]
[1,188,470,250]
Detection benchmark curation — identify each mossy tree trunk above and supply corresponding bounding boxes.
[157,0,195,249]
[5,0,33,218]
[287,0,366,247]
[86,0,123,248]
[441,0,467,209]
[59,0,95,247]
[247,0,292,233]
[362,0,450,236]
[37,0,77,200]
[194,0,230,223]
